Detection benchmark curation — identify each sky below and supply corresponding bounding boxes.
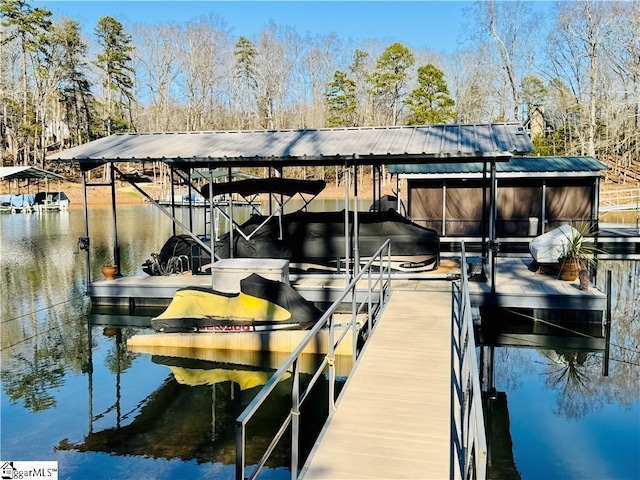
[35,0,478,54]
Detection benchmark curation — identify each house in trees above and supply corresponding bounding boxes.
[389,156,607,244]
[523,105,554,139]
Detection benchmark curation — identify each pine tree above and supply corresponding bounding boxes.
[324,71,358,127]
[95,16,134,136]
[48,18,94,145]
[1,0,51,164]
[404,64,456,125]
[368,43,415,126]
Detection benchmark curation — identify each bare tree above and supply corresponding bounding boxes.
[133,23,181,132]
[546,0,618,157]
[449,46,496,122]
[176,15,231,131]
[470,0,536,121]
[601,1,640,181]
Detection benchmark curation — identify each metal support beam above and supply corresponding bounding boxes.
[110,163,120,274]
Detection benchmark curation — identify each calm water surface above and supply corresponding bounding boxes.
[1,206,639,479]
[1,206,341,479]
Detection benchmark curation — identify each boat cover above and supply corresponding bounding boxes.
[215,209,440,270]
[143,234,211,275]
[529,224,582,264]
[151,274,323,332]
[202,178,326,198]
[33,191,69,204]
[1,193,35,207]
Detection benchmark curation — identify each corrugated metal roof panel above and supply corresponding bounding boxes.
[389,156,607,175]
[0,166,65,180]
[48,124,533,165]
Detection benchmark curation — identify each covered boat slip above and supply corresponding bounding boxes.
[48,123,534,288]
[0,166,69,213]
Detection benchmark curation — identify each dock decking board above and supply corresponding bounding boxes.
[468,257,607,310]
[301,290,452,479]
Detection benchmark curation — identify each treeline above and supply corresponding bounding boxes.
[1,0,638,184]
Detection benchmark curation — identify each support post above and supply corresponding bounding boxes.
[81,170,91,287]
[344,165,351,280]
[110,163,120,274]
[353,165,360,275]
[489,161,498,293]
[603,270,612,376]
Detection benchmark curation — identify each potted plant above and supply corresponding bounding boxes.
[101,264,118,281]
[557,223,599,281]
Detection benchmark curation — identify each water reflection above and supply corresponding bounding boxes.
[1,207,349,478]
[1,207,638,479]
[55,340,298,467]
[478,259,640,480]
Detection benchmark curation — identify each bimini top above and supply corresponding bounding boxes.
[202,178,326,199]
[389,156,607,178]
[47,123,534,168]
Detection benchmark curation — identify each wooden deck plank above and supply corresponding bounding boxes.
[302,289,452,479]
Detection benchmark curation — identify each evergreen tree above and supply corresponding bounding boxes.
[368,42,415,126]
[234,36,260,91]
[48,18,94,145]
[95,16,134,135]
[1,0,51,164]
[404,63,456,125]
[349,49,371,125]
[324,70,358,127]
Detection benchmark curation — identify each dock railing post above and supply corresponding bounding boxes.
[603,270,612,376]
[291,358,300,480]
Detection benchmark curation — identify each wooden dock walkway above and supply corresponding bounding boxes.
[302,287,453,479]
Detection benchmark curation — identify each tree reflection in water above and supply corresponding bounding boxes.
[540,349,605,419]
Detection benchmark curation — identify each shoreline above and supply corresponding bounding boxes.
[2,180,396,207]
[2,178,637,208]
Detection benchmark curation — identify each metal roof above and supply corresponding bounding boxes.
[0,166,65,181]
[389,156,607,177]
[48,123,533,168]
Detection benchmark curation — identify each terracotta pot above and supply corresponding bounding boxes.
[558,258,581,281]
[101,265,117,281]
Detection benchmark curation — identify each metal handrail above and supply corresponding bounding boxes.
[451,242,487,480]
[235,239,393,480]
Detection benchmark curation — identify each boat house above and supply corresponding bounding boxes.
[48,123,534,281]
[389,156,608,239]
[0,166,70,213]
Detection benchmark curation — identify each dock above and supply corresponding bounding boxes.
[114,256,609,479]
[302,286,452,478]
[94,256,607,313]
[468,257,607,310]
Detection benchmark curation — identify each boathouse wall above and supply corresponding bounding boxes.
[397,156,606,237]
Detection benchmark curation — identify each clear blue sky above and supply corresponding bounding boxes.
[36,1,476,53]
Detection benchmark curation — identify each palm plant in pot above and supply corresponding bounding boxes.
[557,223,599,282]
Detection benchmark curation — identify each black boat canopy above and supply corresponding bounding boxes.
[202,178,326,199]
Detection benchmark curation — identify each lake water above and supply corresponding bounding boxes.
[1,206,639,479]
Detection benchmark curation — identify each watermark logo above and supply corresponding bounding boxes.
[1,462,58,480]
